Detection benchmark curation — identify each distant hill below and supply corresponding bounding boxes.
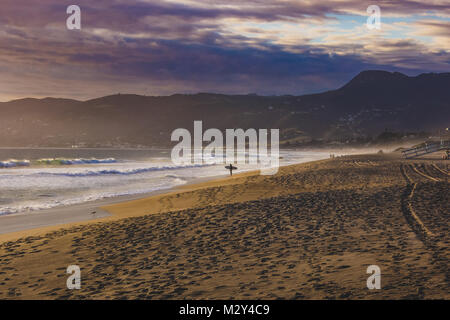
[0,70,449,148]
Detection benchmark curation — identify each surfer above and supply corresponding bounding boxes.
[225,163,237,176]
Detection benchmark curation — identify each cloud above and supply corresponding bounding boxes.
[0,0,449,100]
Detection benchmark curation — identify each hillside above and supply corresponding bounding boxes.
[0,70,449,148]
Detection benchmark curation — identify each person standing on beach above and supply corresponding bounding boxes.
[225,164,237,176]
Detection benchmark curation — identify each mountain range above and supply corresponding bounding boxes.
[1,70,449,148]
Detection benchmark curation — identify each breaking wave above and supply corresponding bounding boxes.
[20,163,213,177]
[0,160,30,168]
[0,158,118,168]
[36,158,117,165]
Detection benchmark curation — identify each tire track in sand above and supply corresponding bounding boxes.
[400,163,449,288]
[411,164,441,182]
[431,163,449,177]
[399,164,434,240]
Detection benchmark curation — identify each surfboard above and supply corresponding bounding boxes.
[225,165,237,170]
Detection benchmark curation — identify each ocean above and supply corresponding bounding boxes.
[0,148,332,216]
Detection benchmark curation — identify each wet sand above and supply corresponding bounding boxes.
[0,153,448,299]
[0,174,228,241]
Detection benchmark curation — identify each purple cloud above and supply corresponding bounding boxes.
[0,0,449,100]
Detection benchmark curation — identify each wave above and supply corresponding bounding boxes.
[0,160,30,168]
[36,158,117,165]
[165,174,188,184]
[0,176,190,216]
[0,158,117,168]
[30,163,214,177]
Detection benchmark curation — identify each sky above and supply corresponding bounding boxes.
[0,0,449,101]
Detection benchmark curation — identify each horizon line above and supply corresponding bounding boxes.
[2,69,449,103]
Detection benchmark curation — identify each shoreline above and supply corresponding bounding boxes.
[0,153,335,242]
[0,151,438,243]
[0,170,251,243]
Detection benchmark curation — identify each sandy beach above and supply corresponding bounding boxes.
[0,153,448,299]
[0,173,230,242]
